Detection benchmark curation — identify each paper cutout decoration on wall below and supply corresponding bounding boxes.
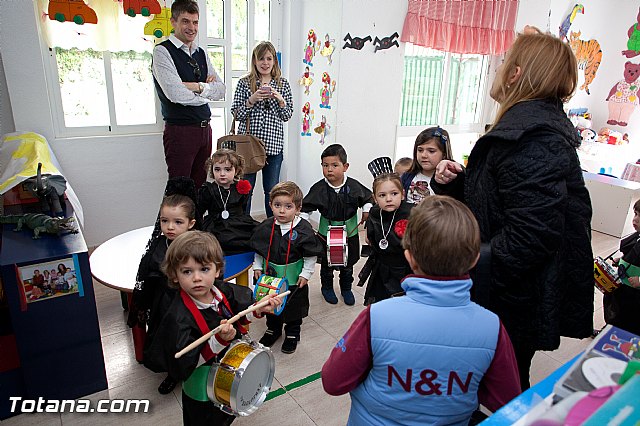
[314,115,330,145]
[606,61,640,127]
[319,34,336,65]
[622,8,640,58]
[343,33,372,50]
[123,0,161,17]
[373,32,399,52]
[569,31,602,95]
[48,0,98,25]
[301,102,314,136]
[298,66,314,95]
[303,29,318,66]
[559,4,584,42]
[319,72,337,109]
[144,7,173,38]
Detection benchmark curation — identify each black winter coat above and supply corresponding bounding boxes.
[434,98,594,351]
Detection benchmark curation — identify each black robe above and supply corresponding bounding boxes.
[129,235,177,346]
[249,218,323,322]
[301,177,373,267]
[363,201,414,304]
[198,182,258,254]
[604,232,640,335]
[143,280,254,381]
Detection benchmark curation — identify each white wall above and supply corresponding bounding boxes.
[0,51,15,137]
[283,0,406,197]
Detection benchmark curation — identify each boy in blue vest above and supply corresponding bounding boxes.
[322,196,520,425]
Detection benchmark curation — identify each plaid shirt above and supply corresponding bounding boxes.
[231,77,293,156]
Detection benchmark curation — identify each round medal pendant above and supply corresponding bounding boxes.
[221,210,230,220]
[379,239,389,250]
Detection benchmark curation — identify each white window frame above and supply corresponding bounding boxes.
[396,50,500,139]
[40,0,278,138]
[42,46,163,138]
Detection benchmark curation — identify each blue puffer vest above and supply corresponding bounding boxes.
[349,276,499,426]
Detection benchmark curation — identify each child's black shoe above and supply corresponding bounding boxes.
[158,375,177,394]
[259,329,281,347]
[321,287,338,304]
[281,336,298,354]
[341,290,355,306]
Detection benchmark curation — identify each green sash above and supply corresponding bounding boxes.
[183,364,211,402]
[318,214,359,237]
[264,258,304,284]
[619,259,640,287]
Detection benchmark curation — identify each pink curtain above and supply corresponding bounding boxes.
[401,0,519,55]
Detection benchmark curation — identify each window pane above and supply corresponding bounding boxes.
[111,51,156,126]
[55,48,109,127]
[207,45,225,86]
[400,45,444,126]
[255,0,270,42]
[206,0,224,38]
[210,107,226,137]
[442,54,487,125]
[231,0,248,71]
[232,77,240,95]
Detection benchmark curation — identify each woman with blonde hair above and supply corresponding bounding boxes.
[231,41,293,216]
[433,27,593,390]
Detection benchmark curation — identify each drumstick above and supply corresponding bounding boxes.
[174,290,291,359]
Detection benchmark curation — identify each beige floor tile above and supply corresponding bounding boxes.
[289,379,351,426]
[530,352,563,387]
[233,392,315,425]
[542,336,593,364]
[1,411,61,425]
[101,331,158,390]
[60,375,182,426]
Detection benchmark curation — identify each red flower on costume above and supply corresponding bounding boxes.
[394,219,408,238]
[236,179,252,195]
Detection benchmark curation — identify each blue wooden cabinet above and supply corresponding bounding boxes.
[0,219,107,419]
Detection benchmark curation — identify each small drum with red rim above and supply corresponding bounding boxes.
[327,225,348,267]
[594,256,621,293]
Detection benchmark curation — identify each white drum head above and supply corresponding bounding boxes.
[231,347,275,416]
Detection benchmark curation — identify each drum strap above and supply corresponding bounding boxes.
[318,214,359,237]
[180,289,217,362]
[265,218,294,279]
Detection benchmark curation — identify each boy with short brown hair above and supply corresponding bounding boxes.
[322,196,520,425]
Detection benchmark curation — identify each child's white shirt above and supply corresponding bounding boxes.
[189,287,233,355]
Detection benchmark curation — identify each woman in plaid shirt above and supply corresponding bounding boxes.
[231,41,293,216]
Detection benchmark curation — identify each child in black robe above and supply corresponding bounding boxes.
[198,149,258,255]
[605,199,640,335]
[250,182,323,354]
[301,144,373,306]
[361,173,414,305]
[144,231,280,426]
[129,177,199,395]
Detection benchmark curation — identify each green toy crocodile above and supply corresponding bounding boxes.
[0,214,77,239]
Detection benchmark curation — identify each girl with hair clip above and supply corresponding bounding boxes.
[400,126,455,205]
[231,41,294,216]
[433,27,594,390]
[198,149,258,255]
[129,177,200,395]
[361,173,414,305]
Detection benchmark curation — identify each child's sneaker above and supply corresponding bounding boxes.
[321,287,338,304]
[341,290,355,306]
[259,329,281,347]
[158,376,177,394]
[281,336,298,354]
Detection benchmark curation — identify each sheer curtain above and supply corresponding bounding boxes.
[36,0,154,53]
[400,0,519,55]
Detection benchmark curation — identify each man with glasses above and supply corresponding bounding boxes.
[152,0,225,188]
